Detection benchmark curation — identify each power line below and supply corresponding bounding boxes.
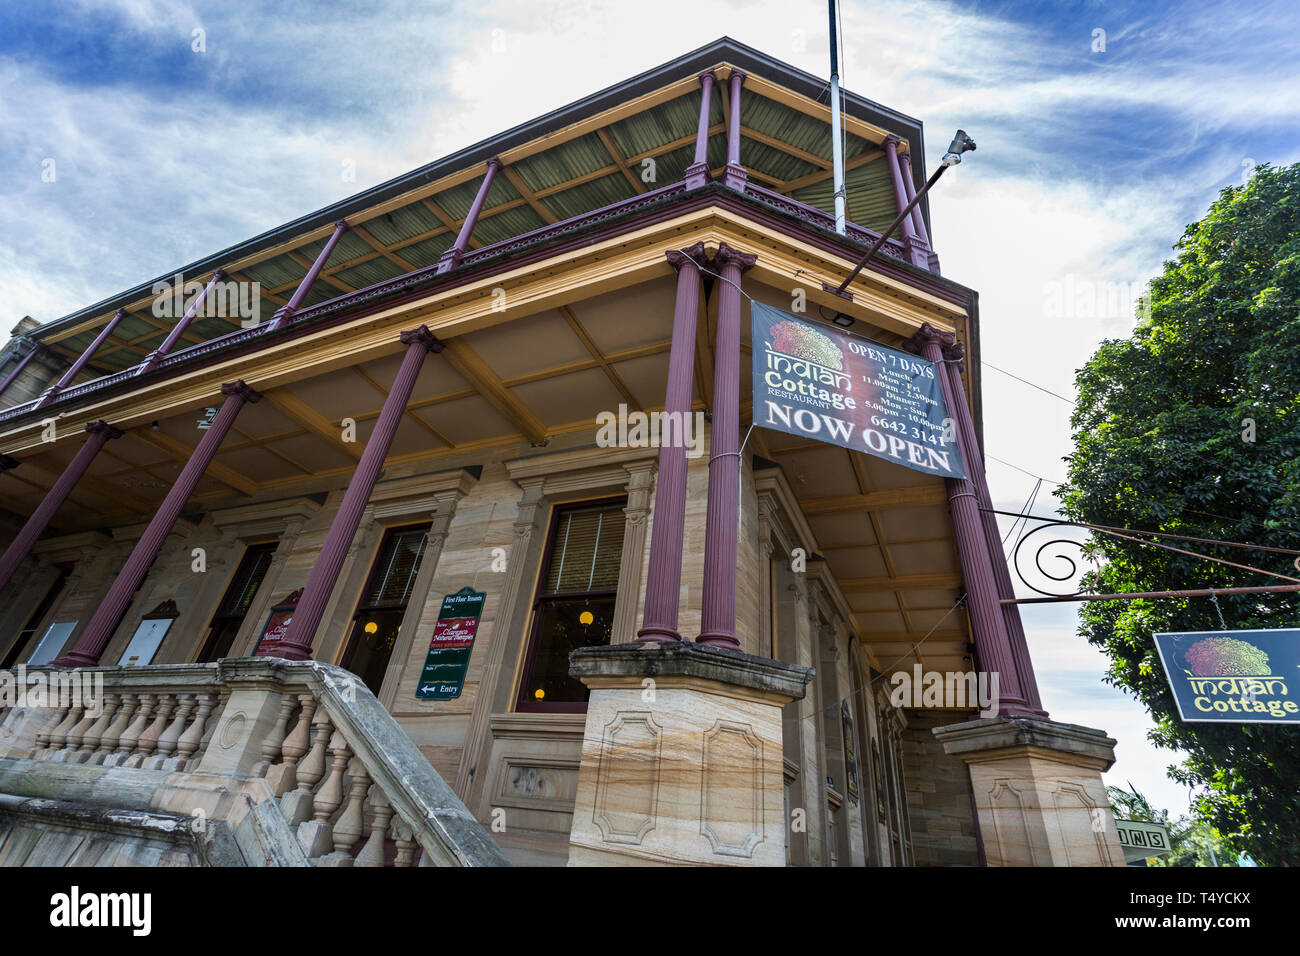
[982,360,1077,405]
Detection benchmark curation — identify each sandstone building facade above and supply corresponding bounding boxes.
[0,38,1125,867]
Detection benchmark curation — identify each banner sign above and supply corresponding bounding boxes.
[1114,819,1172,863]
[751,303,966,479]
[416,587,486,700]
[1153,628,1300,723]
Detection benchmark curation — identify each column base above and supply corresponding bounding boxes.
[259,643,312,662]
[634,625,682,643]
[49,651,99,669]
[902,235,933,270]
[934,716,1126,867]
[722,164,749,191]
[435,249,463,275]
[684,162,711,189]
[566,641,812,866]
[695,631,740,649]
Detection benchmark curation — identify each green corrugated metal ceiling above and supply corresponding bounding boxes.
[49,76,915,378]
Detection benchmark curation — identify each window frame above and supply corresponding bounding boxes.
[195,540,279,663]
[338,521,433,692]
[514,495,627,714]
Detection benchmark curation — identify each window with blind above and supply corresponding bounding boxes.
[197,542,278,662]
[343,524,430,695]
[517,499,626,712]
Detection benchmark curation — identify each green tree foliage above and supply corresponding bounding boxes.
[1060,163,1300,866]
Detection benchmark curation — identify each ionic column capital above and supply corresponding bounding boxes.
[902,322,955,359]
[665,242,707,273]
[220,379,262,404]
[85,419,124,441]
[711,241,757,274]
[399,324,445,353]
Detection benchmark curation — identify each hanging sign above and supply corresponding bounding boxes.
[416,587,486,700]
[1153,628,1300,723]
[751,302,966,479]
[1114,819,1172,863]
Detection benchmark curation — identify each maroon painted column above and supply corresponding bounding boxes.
[36,310,127,409]
[697,242,756,648]
[684,72,717,189]
[137,270,225,375]
[882,137,932,270]
[269,221,349,330]
[881,136,918,245]
[0,420,123,591]
[636,243,706,642]
[0,340,44,400]
[270,326,443,661]
[55,381,261,667]
[897,150,931,245]
[722,69,748,191]
[437,158,502,274]
[941,341,1046,715]
[906,325,1030,715]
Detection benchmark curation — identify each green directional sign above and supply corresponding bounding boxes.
[416,587,486,700]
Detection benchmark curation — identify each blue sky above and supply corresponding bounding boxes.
[3,0,1298,818]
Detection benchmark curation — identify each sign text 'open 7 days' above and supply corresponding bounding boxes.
[1153,628,1300,724]
[751,303,966,480]
[416,587,486,700]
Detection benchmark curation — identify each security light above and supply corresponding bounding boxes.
[833,313,855,327]
[942,129,977,166]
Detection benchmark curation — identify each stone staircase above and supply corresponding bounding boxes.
[0,659,508,867]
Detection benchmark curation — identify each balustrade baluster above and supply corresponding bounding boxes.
[312,730,351,824]
[93,693,138,764]
[253,693,296,778]
[110,693,154,765]
[327,763,371,862]
[392,818,417,867]
[33,703,72,758]
[353,787,393,867]
[269,695,314,797]
[44,704,84,759]
[126,693,174,767]
[74,693,120,762]
[150,693,194,768]
[176,694,215,767]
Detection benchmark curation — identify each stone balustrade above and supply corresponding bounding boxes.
[0,659,507,867]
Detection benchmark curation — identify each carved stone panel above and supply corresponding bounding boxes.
[700,719,764,858]
[592,711,662,845]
